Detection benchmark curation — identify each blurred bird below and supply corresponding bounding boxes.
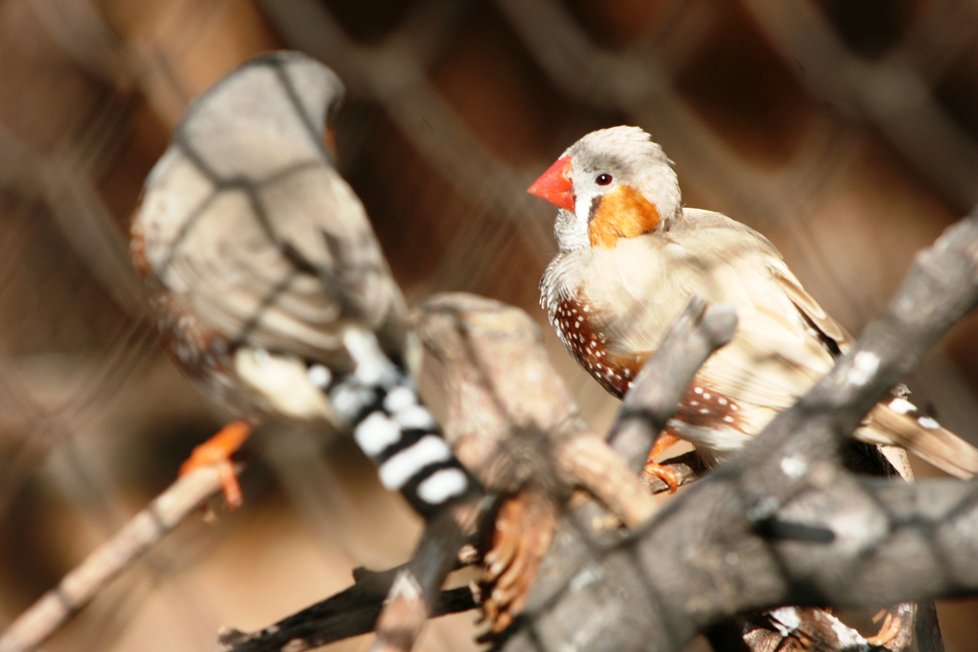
[529,125,978,488]
[131,51,483,527]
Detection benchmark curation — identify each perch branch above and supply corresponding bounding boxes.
[218,566,477,652]
[416,293,664,527]
[608,297,738,472]
[0,465,233,652]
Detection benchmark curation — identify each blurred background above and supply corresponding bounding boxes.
[0,0,977,650]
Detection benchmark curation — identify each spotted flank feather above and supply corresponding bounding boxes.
[550,297,643,397]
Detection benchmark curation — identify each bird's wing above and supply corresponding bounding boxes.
[139,148,410,369]
[863,401,978,478]
[606,211,836,411]
[764,245,978,476]
[601,209,978,477]
[768,257,853,356]
[696,215,978,476]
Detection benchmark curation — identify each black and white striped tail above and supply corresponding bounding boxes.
[308,329,482,519]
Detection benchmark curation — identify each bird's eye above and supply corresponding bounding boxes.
[595,173,613,186]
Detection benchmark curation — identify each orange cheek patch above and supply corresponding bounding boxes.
[588,184,661,248]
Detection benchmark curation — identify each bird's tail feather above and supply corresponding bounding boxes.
[860,395,978,479]
[324,328,484,519]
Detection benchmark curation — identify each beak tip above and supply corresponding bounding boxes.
[527,156,574,211]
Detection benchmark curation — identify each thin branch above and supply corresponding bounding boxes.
[0,466,233,652]
[218,566,477,652]
[608,297,738,473]
[370,500,489,652]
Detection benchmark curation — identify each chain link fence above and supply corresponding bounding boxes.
[0,1,976,649]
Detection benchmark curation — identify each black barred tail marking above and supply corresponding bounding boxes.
[337,374,474,516]
[309,330,480,518]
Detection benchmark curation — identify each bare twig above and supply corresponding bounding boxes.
[218,566,476,652]
[0,465,234,652]
[608,297,738,473]
[371,500,489,652]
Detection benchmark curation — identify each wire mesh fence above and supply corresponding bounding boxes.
[1,1,977,650]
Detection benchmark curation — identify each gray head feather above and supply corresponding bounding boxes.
[171,51,345,179]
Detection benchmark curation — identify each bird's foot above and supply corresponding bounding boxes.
[865,606,906,648]
[643,431,682,493]
[480,488,557,633]
[643,460,682,493]
[180,419,252,509]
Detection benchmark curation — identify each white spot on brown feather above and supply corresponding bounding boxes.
[889,398,915,415]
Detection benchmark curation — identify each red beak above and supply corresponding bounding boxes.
[528,156,574,211]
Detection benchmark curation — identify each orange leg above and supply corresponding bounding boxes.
[643,431,682,493]
[179,419,252,509]
[866,607,904,647]
[481,488,557,632]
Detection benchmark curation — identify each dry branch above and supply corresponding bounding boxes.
[607,298,737,472]
[213,203,978,652]
[218,566,476,652]
[0,465,233,652]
